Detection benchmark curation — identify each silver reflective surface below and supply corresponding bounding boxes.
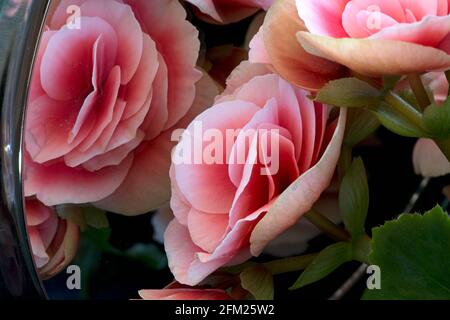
[0,0,49,299]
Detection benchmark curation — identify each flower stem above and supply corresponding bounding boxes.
[263,253,318,275]
[304,209,350,242]
[352,235,371,264]
[407,73,430,111]
[384,91,425,130]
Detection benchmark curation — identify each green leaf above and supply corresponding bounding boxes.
[339,157,369,239]
[371,102,428,138]
[344,109,380,147]
[363,206,450,300]
[290,242,352,290]
[423,100,450,139]
[240,266,274,300]
[315,78,382,108]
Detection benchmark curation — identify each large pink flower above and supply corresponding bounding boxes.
[25,199,79,279]
[295,0,450,76]
[24,0,209,215]
[185,0,273,24]
[165,62,347,286]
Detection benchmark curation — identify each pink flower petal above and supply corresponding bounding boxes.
[82,130,145,172]
[187,209,228,253]
[122,34,159,120]
[126,0,202,128]
[24,152,134,206]
[413,138,450,177]
[25,199,51,226]
[297,31,450,75]
[28,227,50,269]
[79,0,143,84]
[250,107,347,256]
[41,16,117,101]
[25,95,94,163]
[249,27,271,64]
[64,99,128,167]
[296,0,349,37]
[76,66,122,152]
[141,54,169,141]
[174,101,259,214]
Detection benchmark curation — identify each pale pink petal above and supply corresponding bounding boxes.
[296,0,349,37]
[79,0,143,84]
[36,211,59,249]
[174,101,259,214]
[29,30,55,102]
[141,53,169,141]
[178,206,267,286]
[264,192,339,257]
[64,99,127,167]
[413,138,450,177]
[122,34,159,120]
[216,61,272,102]
[126,0,202,128]
[187,209,228,253]
[82,130,145,172]
[76,66,121,152]
[249,27,271,64]
[297,31,450,76]
[28,227,49,269]
[25,95,94,163]
[250,108,347,256]
[24,152,134,206]
[93,133,173,215]
[369,15,450,47]
[169,171,191,227]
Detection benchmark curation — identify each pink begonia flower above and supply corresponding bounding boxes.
[25,199,79,279]
[294,0,450,77]
[412,72,450,178]
[165,62,347,286]
[24,0,217,215]
[248,0,346,91]
[185,0,273,24]
[139,289,231,300]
